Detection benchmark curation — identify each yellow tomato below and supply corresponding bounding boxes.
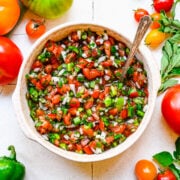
[145,29,167,48]
[0,0,20,35]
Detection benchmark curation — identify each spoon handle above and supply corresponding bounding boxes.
[120,15,152,81]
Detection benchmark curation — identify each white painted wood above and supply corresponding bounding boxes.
[0,0,179,179]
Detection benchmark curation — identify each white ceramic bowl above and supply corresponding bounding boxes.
[12,22,160,162]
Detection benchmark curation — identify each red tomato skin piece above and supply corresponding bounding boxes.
[0,37,23,85]
[161,85,180,134]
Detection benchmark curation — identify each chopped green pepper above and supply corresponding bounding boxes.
[0,146,25,180]
[115,97,124,111]
[104,97,113,107]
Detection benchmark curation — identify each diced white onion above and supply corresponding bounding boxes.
[104,75,110,81]
[61,51,66,60]
[64,134,70,140]
[52,76,59,83]
[97,56,106,64]
[69,84,76,95]
[96,38,104,44]
[77,30,81,39]
[58,69,65,76]
[103,33,108,40]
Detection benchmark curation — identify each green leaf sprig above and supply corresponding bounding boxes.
[158,0,180,94]
[153,137,180,179]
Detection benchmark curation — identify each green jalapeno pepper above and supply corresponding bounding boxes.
[0,145,25,180]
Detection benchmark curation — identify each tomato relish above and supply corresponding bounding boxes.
[26,29,148,154]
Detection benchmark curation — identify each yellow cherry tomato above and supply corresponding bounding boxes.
[145,29,167,48]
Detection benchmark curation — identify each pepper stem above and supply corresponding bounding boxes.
[8,145,16,160]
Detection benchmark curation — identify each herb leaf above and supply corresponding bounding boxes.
[153,151,174,167]
[158,78,178,94]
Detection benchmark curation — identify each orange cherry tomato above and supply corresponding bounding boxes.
[135,159,157,180]
[0,0,20,35]
[145,29,166,48]
[150,12,161,29]
[25,19,46,39]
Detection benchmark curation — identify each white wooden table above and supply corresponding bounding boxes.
[0,0,179,179]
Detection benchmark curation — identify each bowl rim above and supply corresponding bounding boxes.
[12,21,160,162]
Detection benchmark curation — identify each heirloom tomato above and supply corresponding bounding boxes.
[161,84,180,134]
[0,0,20,35]
[0,37,23,85]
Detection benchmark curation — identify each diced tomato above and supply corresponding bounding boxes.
[58,84,70,94]
[89,141,97,150]
[37,120,53,134]
[35,81,44,90]
[70,98,80,108]
[108,108,118,116]
[71,31,79,42]
[83,68,103,80]
[120,109,128,119]
[104,40,111,57]
[68,108,77,116]
[44,64,53,74]
[82,126,94,137]
[99,120,105,131]
[84,98,94,109]
[63,113,71,125]
[105,136,114,144]
[65,52,76,63]
[31,60,43,69]
[101,60,113,67]
[92,89,100,99]
[52,94,61,104]
[47,113,57,120]
[36,109,44,116]
[129,88,139,98]
[83,145,93,154]
[40,74,51,86]
[76,144,83,151]
[110,124,126,134]
[76,58,88,69]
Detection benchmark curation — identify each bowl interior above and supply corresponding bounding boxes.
[14,23,160,162]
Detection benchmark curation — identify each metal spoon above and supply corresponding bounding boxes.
[120,15,152,81]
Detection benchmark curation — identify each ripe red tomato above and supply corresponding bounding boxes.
[25,19,46,39]
[161,84,180,134]
[0,37,23,85]
[153,0,174,12]
[134,8,149,22]
[157,169,176,180]
[135,159,157,180]
[0,0,20,35]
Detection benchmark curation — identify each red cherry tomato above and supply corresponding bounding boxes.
[0,37,23,85]
[153,0,174,12]
[25,19,46,39]
[135,159,157,180]
[134,8,149,22]
[157,169,176,180]
[161,84,180,134]
[150,12,161,29]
